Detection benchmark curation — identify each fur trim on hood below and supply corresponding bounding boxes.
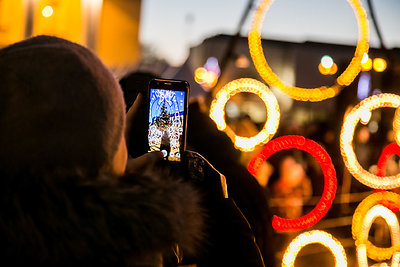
[0,167,204,266]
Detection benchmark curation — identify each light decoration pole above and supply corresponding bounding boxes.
[248,0,369,101]
[340,94,400,189]
[282,230,347,267]
[247,135,337,231]
[352,192,400,262]
[209,78,280,152]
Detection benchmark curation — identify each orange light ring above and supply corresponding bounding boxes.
[209,78,280,152]
[248,0,369,102]
[340,94,400,189]
[352,192,400,261]
[248,135,337,231]
[282,230,347,267]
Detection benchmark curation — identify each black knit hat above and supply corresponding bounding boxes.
[0,35,125,176]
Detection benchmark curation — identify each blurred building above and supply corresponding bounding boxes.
[172,34,400,127]
[0,0,141,70]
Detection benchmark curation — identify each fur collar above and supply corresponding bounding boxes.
[0,167,204,265]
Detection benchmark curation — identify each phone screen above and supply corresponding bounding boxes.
[148,87,186,161]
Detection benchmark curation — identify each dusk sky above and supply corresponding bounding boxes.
[140,0,400,66]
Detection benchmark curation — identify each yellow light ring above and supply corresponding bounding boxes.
[282,230,347,267]
[357,245,400,267]
[248,0,369,102]
[209,78,280,152]
[340,93,400,189]
[394,108,400,146]
[352,192,400,261]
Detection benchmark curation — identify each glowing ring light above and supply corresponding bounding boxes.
[356,205,400,265]
[209,78,280,152]
[394,108,400,146]
[340,93,400,189]
[376,143,400,212]
[352,192,400,261]
[282,230,347,267]
[247,135,337,231]
[248,0,369,102]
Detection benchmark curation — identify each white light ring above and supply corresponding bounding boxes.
[282,230,347,267]
[360,205,400,248]
[209,78,280,152]
[340,94,400,189]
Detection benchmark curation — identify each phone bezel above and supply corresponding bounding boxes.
[146,78,189,162]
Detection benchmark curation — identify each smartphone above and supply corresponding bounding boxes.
[147,78,189,162]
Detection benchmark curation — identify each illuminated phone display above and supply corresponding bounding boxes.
[148,88,186,161]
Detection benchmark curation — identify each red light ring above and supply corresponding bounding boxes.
[376,143,400,212]
[248,135,337,231]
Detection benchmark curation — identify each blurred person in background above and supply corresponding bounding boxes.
[266,152,312,253]
[268,154,312,220]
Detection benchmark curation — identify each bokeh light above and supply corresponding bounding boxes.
[282,230,347,267]
[209,78,280,152]
[319,62,338,76]
[42,5,53,18]
[357,72,371,100]
[194,57,220,90]
[321,55,334,68]
[361,58,373,71]
[248,135,337,231]
[360,53,373,71]
[373,58,387,72]
[248,0,369,101]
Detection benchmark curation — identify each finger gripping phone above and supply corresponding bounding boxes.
[147,78,189,162]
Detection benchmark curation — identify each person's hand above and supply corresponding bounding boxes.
[125,151,163,173]
[183,150,228,200]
